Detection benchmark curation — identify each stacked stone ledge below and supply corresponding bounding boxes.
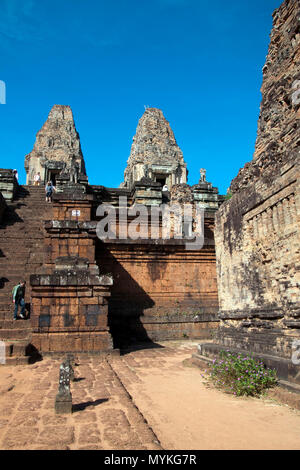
[30,188,114,355]
[0,183,54,364]
[0,169,19,202]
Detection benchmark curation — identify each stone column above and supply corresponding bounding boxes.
[55,361,73,414]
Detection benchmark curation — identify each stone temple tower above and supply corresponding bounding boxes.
[121,108,188,190]
[25,105,87,185]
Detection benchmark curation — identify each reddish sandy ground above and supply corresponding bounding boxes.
[0,340,299,450]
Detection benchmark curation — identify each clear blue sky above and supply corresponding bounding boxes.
[0,0,281,194]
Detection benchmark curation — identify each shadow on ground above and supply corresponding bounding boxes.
[72,398,109,412]
[120,341,165,356]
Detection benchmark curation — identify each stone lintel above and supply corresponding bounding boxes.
[30,273,113,287]
[45,220,96,234]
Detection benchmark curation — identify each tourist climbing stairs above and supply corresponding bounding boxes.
[0,185,52,364]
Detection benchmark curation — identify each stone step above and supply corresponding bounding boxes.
[0,265,33,270]
[0,247,43,253]
[0,185,52,350]
[0,275,39,281]
[0,328,31,340]
[0,273,40,279]
[0,310,33,319]
[0,319,32,329]
[0,314,25,322]
[0,280,35,287]
[0,270,38,274]
[0,234,44,239]
[1,356,32,366]
[0,291,34,298]
[3,207,48,213]
[0,269,41,277]
[0,222,46,227]
[17,194,45,198]
[0,292,30,299]
[0,229,46,233]
[18,195,48,197]
[3,339,29,357]
[0,255,42,259]
[0,252,43,257]
[0,270,39,275]
[0,236,45,241]
[0,277,40,284]
[3,208,47,213]
[4,213,48,216]
[0,293,15,300]
[0,301,18,309]
[13,205,49,209]
[0,265,32,270]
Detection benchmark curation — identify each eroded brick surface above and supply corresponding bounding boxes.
[0,351,163,450]
[0,341,300,450]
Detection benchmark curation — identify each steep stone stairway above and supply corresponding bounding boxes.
[0,185,52,364]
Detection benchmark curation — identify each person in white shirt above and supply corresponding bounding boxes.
[34,172,41,186]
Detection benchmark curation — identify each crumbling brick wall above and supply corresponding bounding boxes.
[213,0,300,377]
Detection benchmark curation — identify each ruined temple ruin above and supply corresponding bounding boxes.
[121,108,187,190]
[0,103,223,360]
[198,0,300,387]
[25,105,87,186]
[0,0,299,393]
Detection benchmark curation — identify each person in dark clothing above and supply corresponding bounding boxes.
[12,280,26,320]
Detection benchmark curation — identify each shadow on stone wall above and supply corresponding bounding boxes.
[96,243,164,352]
[0,203,24,228]
[0,277,9,289]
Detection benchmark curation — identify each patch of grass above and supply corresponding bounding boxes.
[208,350,278,397]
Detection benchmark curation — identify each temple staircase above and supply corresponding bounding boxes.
[0,185,52,364]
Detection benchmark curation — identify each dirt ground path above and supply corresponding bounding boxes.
[110,341,300,450]
[0,340,299,450]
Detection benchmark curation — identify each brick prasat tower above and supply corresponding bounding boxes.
[0,102,224,359]
[121,107,188,191]
[25,105,87,186]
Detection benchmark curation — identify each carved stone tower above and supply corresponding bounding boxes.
[25,105,87,185]
[121,108,188,190]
